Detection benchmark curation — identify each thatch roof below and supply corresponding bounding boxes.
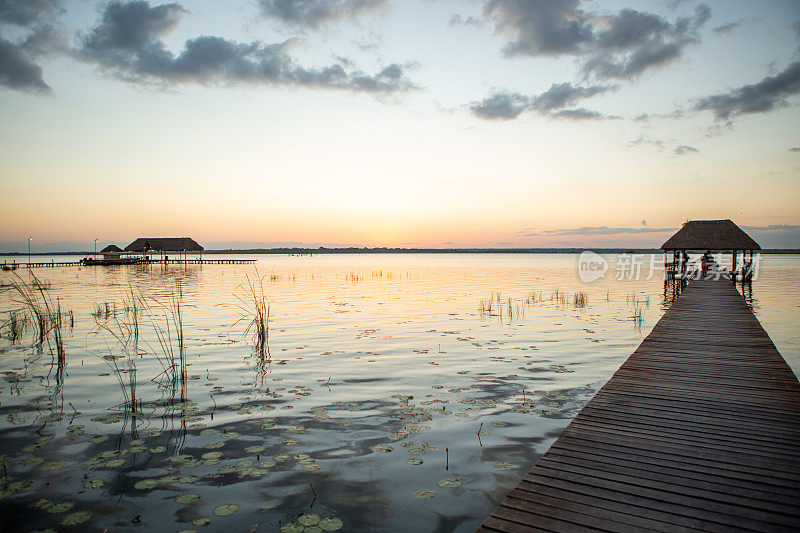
[124,237,204,252]
[661,220,760,251]
[101,244,123,253]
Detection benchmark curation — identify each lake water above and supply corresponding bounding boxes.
[1,253,798,532]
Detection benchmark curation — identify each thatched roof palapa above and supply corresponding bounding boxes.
[661,220,760,251]
[101,244,123,253]
[124,237,204,252]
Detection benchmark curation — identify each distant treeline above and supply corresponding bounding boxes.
[5,248,799,256]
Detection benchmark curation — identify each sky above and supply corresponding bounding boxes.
[1,0,799,251]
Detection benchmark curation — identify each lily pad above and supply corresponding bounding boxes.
[493,461,514,470]
[437,477,462,488]
[41,461,66,471]
[213,504,238,516]
[175,493,201,504]
[46,502,75,513]
[318,517,344,531]
[280,523,303,533]
[371,444,393,453]
[60,511,92,526]
[193,517,212,526]
[406,458,423,465]
[105,459,125,468]
[411,489,436,499]
[298,513,320,526]
[134,479,160,490]
[82,479,105,489]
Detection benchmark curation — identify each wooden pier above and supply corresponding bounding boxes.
[2,258,256,269]
[481,278,800,532]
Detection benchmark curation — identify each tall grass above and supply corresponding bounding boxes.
[1,310,26,343]
[139,282,187,389]
[234,271,270,358]
[6,271,65,360]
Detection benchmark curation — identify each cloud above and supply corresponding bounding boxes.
[78,1,414,93]
[257,0,388,30]
[470,91,529,120]
[628,135,665,150]
[712,19,746,35]
[674,144,698,155]
[551,107,610,120]
[742,224,800,232]
[531,82,610,111]
[0,0,62,26]
[517,226,675,237]
[483,1,711,81]
[449,14,485,29]
[790,147,800,152]
[0,0,65,93]
[470,82,613,120]
[692,60,800,121]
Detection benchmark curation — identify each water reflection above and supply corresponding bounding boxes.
[0,254,797,532]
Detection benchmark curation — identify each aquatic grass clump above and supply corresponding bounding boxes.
[572,291,588,308]
[5,271,66,360]
[1,310,27,343]
[234,270,270,358]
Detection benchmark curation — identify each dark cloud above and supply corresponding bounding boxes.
[257,0,387,29]
[0,0,65,93]
[531,82,609,111]
[78,1,413,93]
[483,1,710,81]
[789,147,800,152]
[517,226,674,237]
[0,0,62,26]
[551,108,608,120]
[484,0,593,57]
[693,60,800,121]
[713,19,745,35]
[674,144,698,155]
[470,91,529,120]
[0,38,49,91]
[470,82,612,121]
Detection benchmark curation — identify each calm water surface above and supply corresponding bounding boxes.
[1,253,798,532]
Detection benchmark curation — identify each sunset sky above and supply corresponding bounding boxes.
[1,0,799,250]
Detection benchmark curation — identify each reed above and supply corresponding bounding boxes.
[139,281,186,388]
[6,271,65,358]
[234,271,270,358]
[572,291,588,308]
[1,310,26,343]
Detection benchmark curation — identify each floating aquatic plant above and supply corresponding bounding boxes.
[213,503,238,516]
[437,477,462,488]
[60,511,92,526]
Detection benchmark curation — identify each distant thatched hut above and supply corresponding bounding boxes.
[661,219,760,280]
[101,244,123,260]
[124,237,204,262]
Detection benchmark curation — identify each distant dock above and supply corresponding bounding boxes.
[481,278,800,531]
[3,258,256,269]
